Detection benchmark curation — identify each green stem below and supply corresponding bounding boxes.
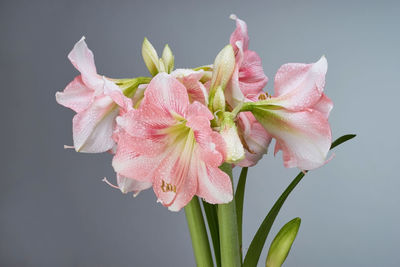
[185,197,214,267]
[218,163,241,267]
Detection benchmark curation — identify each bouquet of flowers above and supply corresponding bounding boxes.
[56,15,354,267]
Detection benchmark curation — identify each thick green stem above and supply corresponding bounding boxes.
[185,197,214,267]
[218,163,241,267]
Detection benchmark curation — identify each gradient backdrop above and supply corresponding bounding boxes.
[1,0,399,266]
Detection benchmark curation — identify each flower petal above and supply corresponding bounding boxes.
[229,14,249,52]
[153,147,197,211]
[313,93,333,118]
[117,174,152,196]
[172,69,208,105]
[55,75,93,113]
[141,72,189,117]
[72,95,117,153]
[112,128,160,181]
[196,160,233,204]
[236,112,272,167]
[68,37,102,91]
[239,50,268,100]
[272,56,327,110]
[252,107,332,170]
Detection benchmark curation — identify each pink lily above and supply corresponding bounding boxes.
[56,37,132,153]
[242,56,333,170]
[112,73,232,211]
[226,15,272,167]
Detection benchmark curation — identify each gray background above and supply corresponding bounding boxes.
[1,0,399,266]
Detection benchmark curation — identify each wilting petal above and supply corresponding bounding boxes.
[252,107,332,170]
[272,56,327,110]
[72,95,117,153]
[55,75,93,113]
[117,174,152,196]
[68,37,102,91]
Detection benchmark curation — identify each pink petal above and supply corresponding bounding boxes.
[102,77,133,113]
[196,160,233,204]
[112,129,159,182]
[272,56,327,110]
[68,37,102,91]
[172,69,209,105]
[236,112,271,167]
[153,148,197,211]
[55,75,93,113]
[141,73,189,117]
[229,14,249,52]
[253,108,332,170]
[313,93,333,118]
[239,50,268,100]
[72,95,117,153]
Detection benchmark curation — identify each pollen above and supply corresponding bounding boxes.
[258,92,271,100]
[161,180,177,193]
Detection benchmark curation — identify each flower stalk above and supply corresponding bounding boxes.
[218,163,241,267]
[185,197,214,267]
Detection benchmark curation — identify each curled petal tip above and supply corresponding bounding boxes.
[230,14,237,20]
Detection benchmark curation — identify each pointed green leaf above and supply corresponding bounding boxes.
[266,218,301,267]
[202,201,221,267]
[235,167,248,262]
[243,134,356,267]
[330,134,356,149]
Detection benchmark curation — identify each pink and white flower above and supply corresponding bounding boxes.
[56,37,132,153]
[244,56,332,170]
[112,73,232,211]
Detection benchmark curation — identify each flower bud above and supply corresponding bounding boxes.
[212,85,226,113]
[266,217,301,267]
[142,37,159,76]
[158,58,167,73]
[209,45,235,100]
[220,112,245,163]
[162,44,174,73]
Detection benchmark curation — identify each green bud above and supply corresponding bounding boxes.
[266,217,301,267]
[162,44,174,73]
[208,45,235,102]
[142,38,159,76]
[158,58,166,73]
[212,85,226,113]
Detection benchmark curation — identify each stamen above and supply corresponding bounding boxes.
[63,145,75,149]
[102,177,119,189]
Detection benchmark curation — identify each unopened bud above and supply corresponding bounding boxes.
[158,58,166,73]
[212,85,226,113]
[162,44,174,73]
[209,45,235,93]
[266,218,301,267]
[142,38,159,76]
[220,112,245,163]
